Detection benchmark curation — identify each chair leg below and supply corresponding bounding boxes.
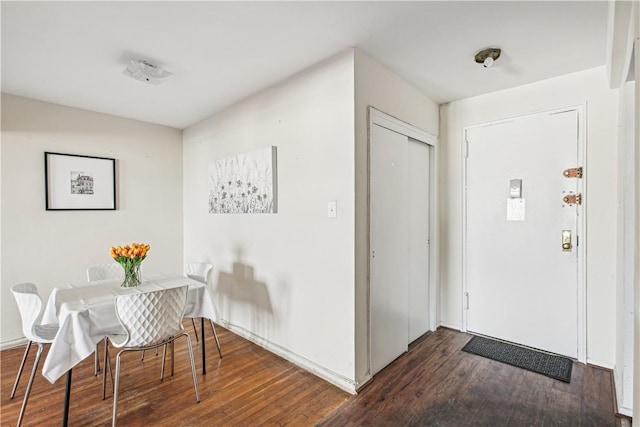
[102,339,113,400]
[112,352,124,427]
[210,320,223,358]
[10,340,32,399]
[16,343,44,427]
[171,341,175,376]
[191,318,199,342]
[160,344,167,381]
[159,343,169,377]
[94,341,101,376]
[184,335,200,403]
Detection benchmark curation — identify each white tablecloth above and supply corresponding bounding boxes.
[41,273,218,383]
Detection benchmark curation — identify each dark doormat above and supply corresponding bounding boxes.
[462,335,573,383]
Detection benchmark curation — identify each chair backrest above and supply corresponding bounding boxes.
[87,263,124,283]
[11,283,44,342]
[185,262,213,284]
[114,286,188,348]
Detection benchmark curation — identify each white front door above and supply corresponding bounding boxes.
[465,109,582,358]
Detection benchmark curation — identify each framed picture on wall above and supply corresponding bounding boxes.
[208,146,277,214]
[44,152,116,210]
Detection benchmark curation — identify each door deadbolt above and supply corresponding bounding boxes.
[562,230,572,251]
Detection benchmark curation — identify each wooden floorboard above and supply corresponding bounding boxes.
[0,322,349,427]
[1,326,620,426]
[319,328,621,427]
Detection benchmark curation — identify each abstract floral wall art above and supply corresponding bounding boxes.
[208,146,277,214]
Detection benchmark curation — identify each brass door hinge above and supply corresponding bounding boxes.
[563,167,583,178]
[563,193,582,205]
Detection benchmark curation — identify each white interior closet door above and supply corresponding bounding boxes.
[370,124,409,375]
[370,124,431,376]
[408,138,430,342]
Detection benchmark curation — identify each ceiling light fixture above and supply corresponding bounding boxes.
[122,59,173,85]
[474,47,501,68]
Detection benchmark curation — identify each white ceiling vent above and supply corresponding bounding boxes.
[122,59,173,85]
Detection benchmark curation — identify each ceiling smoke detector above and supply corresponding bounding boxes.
[474,48,501,68]
[122,59,173,85]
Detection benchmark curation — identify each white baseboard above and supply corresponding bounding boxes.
[221,320,357,395]
[0,337,28,351]
[586,358,615,370]
[613,365,634,418]
[355,373,373,392]
[438,322,462,331]
[617,405,633,417]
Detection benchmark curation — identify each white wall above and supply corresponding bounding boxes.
[615,79,635,416]
[633,8,640,421]
[439,67,619,366]
[353,50,439,385]
[182,48,440,391]
[182,51,357,390]
[1,94,183,345]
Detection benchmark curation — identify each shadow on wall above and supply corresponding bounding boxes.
[216,255,274,339]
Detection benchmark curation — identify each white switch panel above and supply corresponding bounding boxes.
[509,179,522,198]
[328,201,337,218]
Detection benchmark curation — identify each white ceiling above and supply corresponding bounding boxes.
[1,1,609,130]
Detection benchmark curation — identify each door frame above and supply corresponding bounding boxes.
[461,105,587,363]
[368,107,438,373]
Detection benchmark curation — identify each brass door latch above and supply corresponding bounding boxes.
[563,167,583,178]
[563,194,582,205]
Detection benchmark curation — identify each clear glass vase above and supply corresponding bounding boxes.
[121,262,142,288]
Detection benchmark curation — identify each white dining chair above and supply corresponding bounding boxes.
[103,285,199,426]
[87,263,124,376]
[186,262,222,358]
[87,263,124,282]
[11,283,59,427]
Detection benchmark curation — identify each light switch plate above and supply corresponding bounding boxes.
[328,201,337,218]
[510,179,522,198]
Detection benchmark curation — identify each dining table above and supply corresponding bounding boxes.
[40,273,219,426]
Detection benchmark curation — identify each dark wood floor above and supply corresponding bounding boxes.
[320,328,621,427]
[1,326,620,426]
[0,322,349,426]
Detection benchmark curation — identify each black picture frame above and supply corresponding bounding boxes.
[45,152,116,210]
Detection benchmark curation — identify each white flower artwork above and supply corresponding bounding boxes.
[208,146,277,214]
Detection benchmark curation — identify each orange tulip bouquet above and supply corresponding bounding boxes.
[110,242,150,288]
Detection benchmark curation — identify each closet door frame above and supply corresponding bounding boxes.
[367,107,438,375]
